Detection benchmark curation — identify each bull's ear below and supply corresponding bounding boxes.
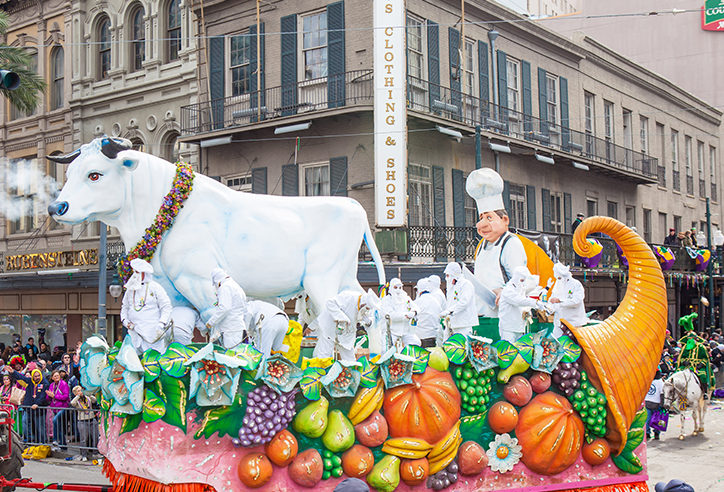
[119,153,139,171]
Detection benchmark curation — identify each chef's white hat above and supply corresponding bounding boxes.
[130,258,154,274]
[465,168,505,214]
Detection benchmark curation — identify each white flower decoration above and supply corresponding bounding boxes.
[486,433,522,473]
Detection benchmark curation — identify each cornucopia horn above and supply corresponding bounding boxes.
[566,216,666,455]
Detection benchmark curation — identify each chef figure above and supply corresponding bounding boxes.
[414,277,445,348]
[379,278,420,349]
[466,169,527,316]
[498,266,543,343]
[547,262,588,338]
[120,258,173,354]
[205,268,248,349]
[442,263,478,339]
[313,290,378,362]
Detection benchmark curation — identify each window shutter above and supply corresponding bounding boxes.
[252,167,267,194]
[538,67,548,136]
[427,21,440,110]
[526,185,536,230]
[209,36,225,129]
[503,180,511,214]
[560,76,570,151]
[521,60,532,139]
[448,28,461,119]
[541,188,551,232]
[282,164,298,196]
[497,50,508,122]
[433,165,446,262]
[249,23,265,122]
[280,14,297,116]
[478,40,489,120]
[327,2,345,108]
[452,169,465,261]
[563,192,572,233]
[329,156,348,196]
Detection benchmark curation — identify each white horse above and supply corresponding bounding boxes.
[662,369,707,440]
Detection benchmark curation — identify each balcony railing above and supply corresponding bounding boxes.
[181,70,373,135]
[406,76,657,182]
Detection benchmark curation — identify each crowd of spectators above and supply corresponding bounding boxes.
[0,336,98,461]
[662,227,700,248]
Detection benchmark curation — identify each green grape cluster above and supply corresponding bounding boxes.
[452,362,494,414]
[322,449,343,480]
[568,371,608,438]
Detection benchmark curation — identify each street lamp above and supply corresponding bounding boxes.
[109,272,123,300]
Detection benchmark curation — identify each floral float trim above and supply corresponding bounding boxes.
[118,162,195,282]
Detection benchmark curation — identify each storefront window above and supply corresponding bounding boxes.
[21,315,67,352]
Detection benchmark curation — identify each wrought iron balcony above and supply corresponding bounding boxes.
[180,70,373,135]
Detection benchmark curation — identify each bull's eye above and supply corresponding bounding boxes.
[88,172,102,182]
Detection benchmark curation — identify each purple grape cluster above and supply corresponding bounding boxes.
[232,385,297,447]
[551,361,581,397]
[426,460,459,490]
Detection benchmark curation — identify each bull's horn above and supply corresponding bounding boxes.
[568,216,666,455]
[100,137,132,159]
[46,149,80,164]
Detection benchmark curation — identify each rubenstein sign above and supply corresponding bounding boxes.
[374,0,407,227]
[702,0,724,31]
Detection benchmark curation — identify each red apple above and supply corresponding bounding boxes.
[530,371,552,394]
[503,375,533,406]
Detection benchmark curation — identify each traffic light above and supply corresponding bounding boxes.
[0,70,20,90]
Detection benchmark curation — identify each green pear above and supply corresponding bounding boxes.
[366,455,400,492]
[497,353,531,383]
[427,347,450,372]
[292,395,329,438]
[321,409,355,453]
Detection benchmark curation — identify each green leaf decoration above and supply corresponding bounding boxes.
[157,373,188,432]
[558,336,582,363]
[159,343,197,378]
[402,345,429,373]
[357,356,379,388]
[515,334,535,363]
[142,350,162,383]
[193,391,250,439]
[493,340,517,369]
[119,413,142,434]
[443,334,468,365]
[611,409,647,474]
[107,347,120,366]
[142,388,166,423]
[225,344,263,371]
[612,449,643,474]
[300,367,326,401]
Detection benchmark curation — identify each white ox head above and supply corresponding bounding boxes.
[47,137,139,224]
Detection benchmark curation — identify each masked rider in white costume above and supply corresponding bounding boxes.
[414,277,445,348]
[498,266,544,343]
[313,290,377,362]
[379,278,420,349]
[205,268,248,349]
[442,263,478,339]
[547,262,588,338]
[245,300,290,360]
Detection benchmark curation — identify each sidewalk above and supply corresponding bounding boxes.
[21,456,111,486]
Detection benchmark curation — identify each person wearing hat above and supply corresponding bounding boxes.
[313,289,379,361]
[664,228,680,246]
[379,278,420,349]
[546,262,588,338]
[206,268,249,349]
[414,277,446,347]
[441,263,478,339]
[498,266,544,342]
[466,169,527,317]
[121,258,173,354]
[572,213,585,234]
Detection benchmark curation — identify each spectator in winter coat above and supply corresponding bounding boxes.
[46,370,70,449]
[71,386,97,461]
[9,367,47,443]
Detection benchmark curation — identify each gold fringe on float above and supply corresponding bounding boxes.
[103,460,217,492]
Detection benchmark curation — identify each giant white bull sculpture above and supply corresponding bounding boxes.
[47,137,386,322]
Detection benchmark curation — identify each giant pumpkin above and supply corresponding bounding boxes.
[515,392,584,475]
[383,368,461,444]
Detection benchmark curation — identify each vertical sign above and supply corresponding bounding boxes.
[702,0,724,31]
[374,0,407,227]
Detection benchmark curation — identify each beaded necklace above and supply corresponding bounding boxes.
[132,283,151,311]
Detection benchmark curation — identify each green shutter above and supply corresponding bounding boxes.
[252,167,267,194]
[541,188,551,232]
[209,36,225,130]
[448,28,461,119]
[329,156,348,196]
[564,192,572,233]
[427,20,440,110]
[503,180,511,213]
[280,14,297,116]
[526,185,536,230]
[249,23,265,122]
[538,67,548,136]
[452,169,465,261]
[497,50,508,122]
[282,164,298,196]
[478,40,489,120]
[433,166,446,262]
[327,2,345,108]
[522,60,532,139]
[560,76,570,150]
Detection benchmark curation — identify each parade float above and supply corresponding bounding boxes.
[41,138,665,492]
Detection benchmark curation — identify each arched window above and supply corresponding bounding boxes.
[131,7,145,71]
[167,0,181,61]
[162,131,181,162]
[10,48,37,119]
[50,47,64,110]
[98,17,111,79]
[130,138,145,152]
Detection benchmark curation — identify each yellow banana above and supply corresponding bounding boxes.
[428,420,461,460]
[382,437,433,459]
[348,379,384,425]
[428,436,462,474]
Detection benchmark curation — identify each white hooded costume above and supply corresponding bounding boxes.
[313,290,377,361]
[548,262,588,338]
[442,263,478,339]
[294,294,319,336]
[427,275,447,309]
[171,306,206,346]
[121,258,173,354]
[498,266,542,343]
[206,268,248,349]
[245,300,290,360]
[379,278,420,348]
[415,277,445,346]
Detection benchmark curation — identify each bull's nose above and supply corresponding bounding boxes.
[48,201,68,216]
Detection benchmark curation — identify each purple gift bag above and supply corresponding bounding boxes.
[650,408,669,432]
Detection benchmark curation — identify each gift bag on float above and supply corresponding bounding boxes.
[650,408,669,432]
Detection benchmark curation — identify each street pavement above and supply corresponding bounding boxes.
[14,401,724,491]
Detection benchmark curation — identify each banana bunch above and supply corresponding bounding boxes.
[348,379,384,425]
[381,437,433,459]
[428,421,462,474]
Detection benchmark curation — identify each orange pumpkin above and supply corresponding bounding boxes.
[383,368,461,444]
[400,458,429,486]
[582,438,610,467]
[515,392,584,475]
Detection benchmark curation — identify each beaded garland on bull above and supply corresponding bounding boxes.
[117,162,195,282]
